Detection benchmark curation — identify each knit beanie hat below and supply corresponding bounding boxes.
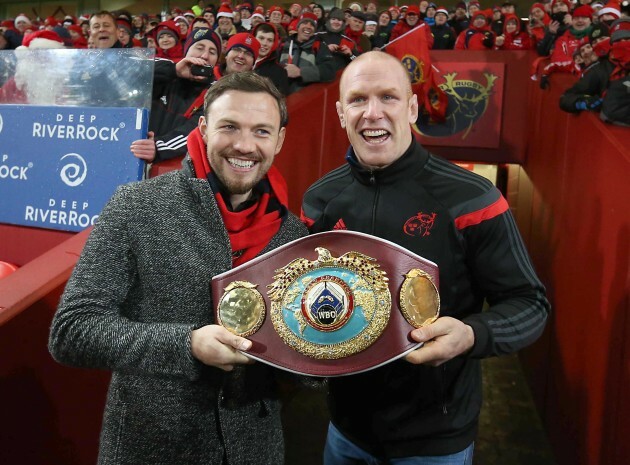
[572,5,594,18]
[225,32,260,59]
[184,27,222,56]
[610,18,630,43]
[297,12,318,28]
[156,21,181,41]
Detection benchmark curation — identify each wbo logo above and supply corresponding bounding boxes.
[59,153,88,187]
[415,72,499,139]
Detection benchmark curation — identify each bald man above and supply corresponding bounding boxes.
[301,52,549,465]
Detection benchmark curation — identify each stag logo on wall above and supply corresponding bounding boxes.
[415,72,498,139]
[59,153,88,187]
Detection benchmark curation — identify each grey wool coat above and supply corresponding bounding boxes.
[49,157,308,465]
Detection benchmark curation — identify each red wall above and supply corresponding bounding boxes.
[515,73,629,465]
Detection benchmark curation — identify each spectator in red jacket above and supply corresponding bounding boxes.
[495,14,533,49]
[389,5,434,47]
[528,2,551,47]
[455,9,495,50]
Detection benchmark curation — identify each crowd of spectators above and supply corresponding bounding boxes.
[0,0,628,127]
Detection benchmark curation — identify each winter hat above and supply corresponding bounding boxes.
[351,11,367,21]
[14,14,31,27]
[388,6,400,14]
[348,2,363,12]
[551,0,571,10]
[17,30,65,50]
[52,25,73,46]
[155,21,181,41]
[591,2,604,9]
[455,2,467,10]
[255,6,265,14]
[268,6,284,15]
[174,15,190,26]
[117,19,133,35]
[531,3,546,12]
[297,12,318,28]
[217,4,235,19]
[599,2,621,19]
[184,27,222,55]
[184,10,196,19]
[469,1,481,9]
[44,16,59,28]
[225,32,260,59]
[63,15,76,26]
[435,6,449,16]
[572,5,594,18]
[251,13,265,22]
[329,8,346,20]
[610,18,630,43]
[406,5,421,15]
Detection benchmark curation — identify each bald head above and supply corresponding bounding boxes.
[335,50,419,170]
[339,51,413,103]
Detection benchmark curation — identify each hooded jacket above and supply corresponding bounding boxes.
[252,23,290,95]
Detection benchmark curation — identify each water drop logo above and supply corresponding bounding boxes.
[59,153,88,187]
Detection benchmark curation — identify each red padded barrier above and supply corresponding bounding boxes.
[516,73,629,465]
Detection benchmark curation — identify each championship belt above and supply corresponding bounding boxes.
[211,230,440,376]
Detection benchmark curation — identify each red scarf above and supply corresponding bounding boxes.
[187,128,288,266]
[344,26,365,53]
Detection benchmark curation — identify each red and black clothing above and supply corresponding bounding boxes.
[150,59,214,162]
[301,139,549,458]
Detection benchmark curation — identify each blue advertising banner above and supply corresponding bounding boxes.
[0,105,147,232]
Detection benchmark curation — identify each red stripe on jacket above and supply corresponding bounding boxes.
[454,196,509,230]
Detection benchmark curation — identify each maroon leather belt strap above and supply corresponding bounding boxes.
[211,230,440,376]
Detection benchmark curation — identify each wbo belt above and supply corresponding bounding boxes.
[211,230,440,377]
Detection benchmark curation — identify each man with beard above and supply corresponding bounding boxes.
[131,28,222,162]
[253,23,290,95]
[213,32,260,79]
[49,71,308,465]
[279,12,335,94]
[301,51,549,465]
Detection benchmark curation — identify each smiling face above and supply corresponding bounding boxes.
[89,14,118,48]
[158,32,177,50]
[406,13,420,26]
[297,20,316,42]
[255,30,275,58]
[336,53,418,170]
[225,46,255,74]
[573,15,592,31]
[199,90,286,205]
[270,11,283,24]
[506,19,518,33]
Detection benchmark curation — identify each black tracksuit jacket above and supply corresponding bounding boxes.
[301,139,550,458]
[150,59,214,162]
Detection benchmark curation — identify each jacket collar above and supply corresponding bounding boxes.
[346,137,430,185]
